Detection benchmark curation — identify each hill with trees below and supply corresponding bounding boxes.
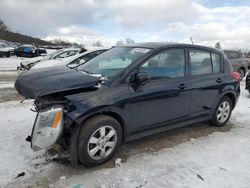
[0,18,73,46]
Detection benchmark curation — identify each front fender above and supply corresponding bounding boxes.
[65,85,130,134]
[66,104,126,124]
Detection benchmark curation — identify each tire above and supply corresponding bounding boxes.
[6,52,10,57]
[77,115,122,167]
[210,96,233,127]
[238,68,246,80]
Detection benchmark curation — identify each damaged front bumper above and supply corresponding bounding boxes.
[30,106,64,151]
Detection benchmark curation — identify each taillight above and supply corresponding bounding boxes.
[230,72,241,81]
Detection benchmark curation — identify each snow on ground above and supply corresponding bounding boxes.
[0,81,14,88]
[0,57,26,71]
[0,101,44,186]
[0,73,249,187]
[0,49,56,71]
[50,84,250,188]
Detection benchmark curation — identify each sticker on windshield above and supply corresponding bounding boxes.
[130,48,150,54]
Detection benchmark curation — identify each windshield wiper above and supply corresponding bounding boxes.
[79,69,92,75]
[79,70,103,77]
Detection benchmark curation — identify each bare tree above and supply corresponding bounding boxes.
[215,42,221,49]
[0,18,10,31]
[125,38,135,44]
[93,40,103,47]
[115,39,124,46]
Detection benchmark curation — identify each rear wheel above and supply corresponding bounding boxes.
[77,115,122,167]
[210,96,232,127]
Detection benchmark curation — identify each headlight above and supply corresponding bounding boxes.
[31,106,64,151]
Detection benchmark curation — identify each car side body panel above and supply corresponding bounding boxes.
[64,44,240,143]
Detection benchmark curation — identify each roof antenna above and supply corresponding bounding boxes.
[190,36,194,44]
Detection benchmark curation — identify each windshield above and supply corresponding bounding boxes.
[49,50,64,59]
[77,47,151,77]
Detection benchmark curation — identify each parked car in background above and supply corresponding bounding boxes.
[15,43,240,167]
[17,48,80,73]
[30,48,109,70]
[0,42,15,57]
[223,50,249,80]
[246,72,250,93]
[244,54,250,69]
[35,48,47,55]
[14,44,47,57]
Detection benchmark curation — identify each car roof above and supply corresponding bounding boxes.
[21,44,34,47]
[123,42,221,53]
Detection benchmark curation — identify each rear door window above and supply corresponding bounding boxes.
[189,50,212,75]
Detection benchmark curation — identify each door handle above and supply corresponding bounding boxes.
[178,83,186,89]
[216,78,223,83]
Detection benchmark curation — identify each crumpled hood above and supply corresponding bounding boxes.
[15,66,101,99]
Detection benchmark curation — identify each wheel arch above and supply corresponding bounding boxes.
[74,108,127,143]
[223,92,236,109]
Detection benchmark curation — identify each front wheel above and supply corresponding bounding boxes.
[77,115,122,167]
[210,96,232,127]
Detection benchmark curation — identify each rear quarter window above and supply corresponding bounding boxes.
[211,53,221,73]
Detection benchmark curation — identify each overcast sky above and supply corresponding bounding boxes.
[1,0,250,48]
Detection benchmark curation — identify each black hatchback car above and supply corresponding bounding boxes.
[15,43,240,167]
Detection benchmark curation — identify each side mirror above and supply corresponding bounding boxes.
[129,72,150,84]
[136,72,150,83]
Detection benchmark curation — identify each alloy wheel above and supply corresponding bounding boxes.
[87,126,118,160]
[217,101,231,123]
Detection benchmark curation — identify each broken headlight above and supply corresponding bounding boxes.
[31,106,64,151]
